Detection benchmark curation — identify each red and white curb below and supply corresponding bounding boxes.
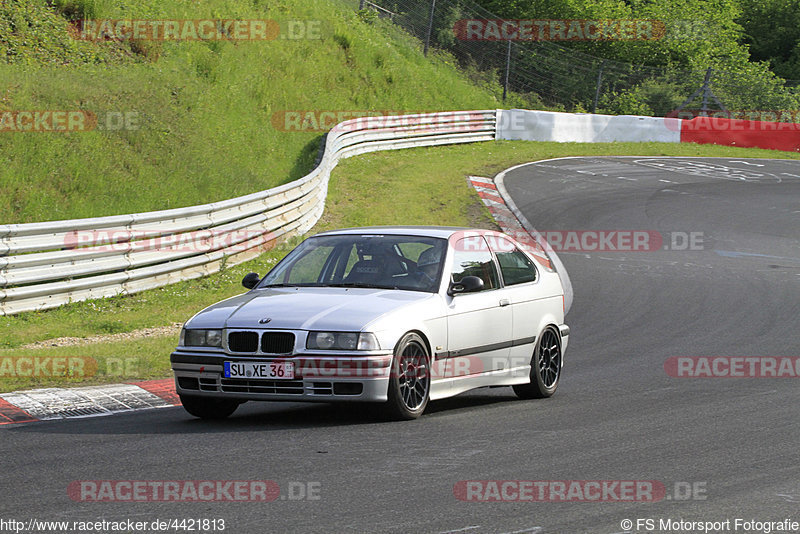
[0,379,179,426]
[469,176,533,240]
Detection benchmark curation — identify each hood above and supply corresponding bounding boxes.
[185,287,436,331]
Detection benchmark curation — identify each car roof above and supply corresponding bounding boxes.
[315,226,497,239]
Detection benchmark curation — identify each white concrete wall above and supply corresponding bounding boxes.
[496,109,681,143]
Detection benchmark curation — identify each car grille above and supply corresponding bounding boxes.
[227,331,296,354]
[261,332,295,354]
[228,331,259,353]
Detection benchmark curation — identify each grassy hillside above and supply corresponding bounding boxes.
[0,0,508,223]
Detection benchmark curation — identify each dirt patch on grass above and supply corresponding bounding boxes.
[19,323,182,349]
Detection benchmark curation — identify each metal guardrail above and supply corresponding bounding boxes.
[0,110,497,315]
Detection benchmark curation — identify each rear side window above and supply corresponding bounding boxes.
[490,236,538,286]
[450,237,499,290]
[497,248,537,285]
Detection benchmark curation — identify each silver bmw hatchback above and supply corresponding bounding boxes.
[171,226,570,420]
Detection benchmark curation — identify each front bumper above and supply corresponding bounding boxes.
[171,350,394,403]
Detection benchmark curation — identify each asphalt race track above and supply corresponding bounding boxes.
[2,157,799,534]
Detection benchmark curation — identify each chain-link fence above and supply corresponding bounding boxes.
[354,0,800,119]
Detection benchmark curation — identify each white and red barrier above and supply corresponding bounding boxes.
[496,109,800,152]
[680,116,800,152]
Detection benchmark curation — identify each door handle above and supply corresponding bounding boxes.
[499,298,511,307]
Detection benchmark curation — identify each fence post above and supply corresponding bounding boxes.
[359,0,365,9]
[699,67,713,115]
[592,60,605,113]
[503,41,512,102]
[673,66,726,117]
[423,0,436,56]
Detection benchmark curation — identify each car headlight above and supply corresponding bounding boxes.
[182,328,223,348]
[306,332,380,351]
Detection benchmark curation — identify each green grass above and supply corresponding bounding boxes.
[2,139,799,391]
[0,0,132,65]
[0,335,176,392]
[0,0,508,223]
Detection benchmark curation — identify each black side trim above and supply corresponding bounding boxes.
[513,335,537,347]
[435,336,536,360]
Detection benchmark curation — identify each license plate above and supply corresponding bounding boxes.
[224,361,295,379]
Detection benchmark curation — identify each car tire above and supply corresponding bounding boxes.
[513,326,561,399]
[383,332,431,420]
[179,395,241,419]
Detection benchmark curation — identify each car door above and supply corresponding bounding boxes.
[487,235,542,372]
[443,235,512,379]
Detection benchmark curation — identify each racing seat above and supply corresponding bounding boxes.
[343,258,386,285]
[344,254,406,286]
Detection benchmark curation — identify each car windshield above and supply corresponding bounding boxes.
[259,234,448,292]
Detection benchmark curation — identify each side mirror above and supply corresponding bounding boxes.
[242,272,261,289]
[448,275,484,296]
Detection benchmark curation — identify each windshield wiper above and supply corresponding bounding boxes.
[328,283,398,290]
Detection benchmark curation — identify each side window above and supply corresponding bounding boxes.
[450,237,499,290]
[497,248,538,285]
[490,236,538,286]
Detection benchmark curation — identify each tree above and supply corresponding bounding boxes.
[738,0,800,80]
